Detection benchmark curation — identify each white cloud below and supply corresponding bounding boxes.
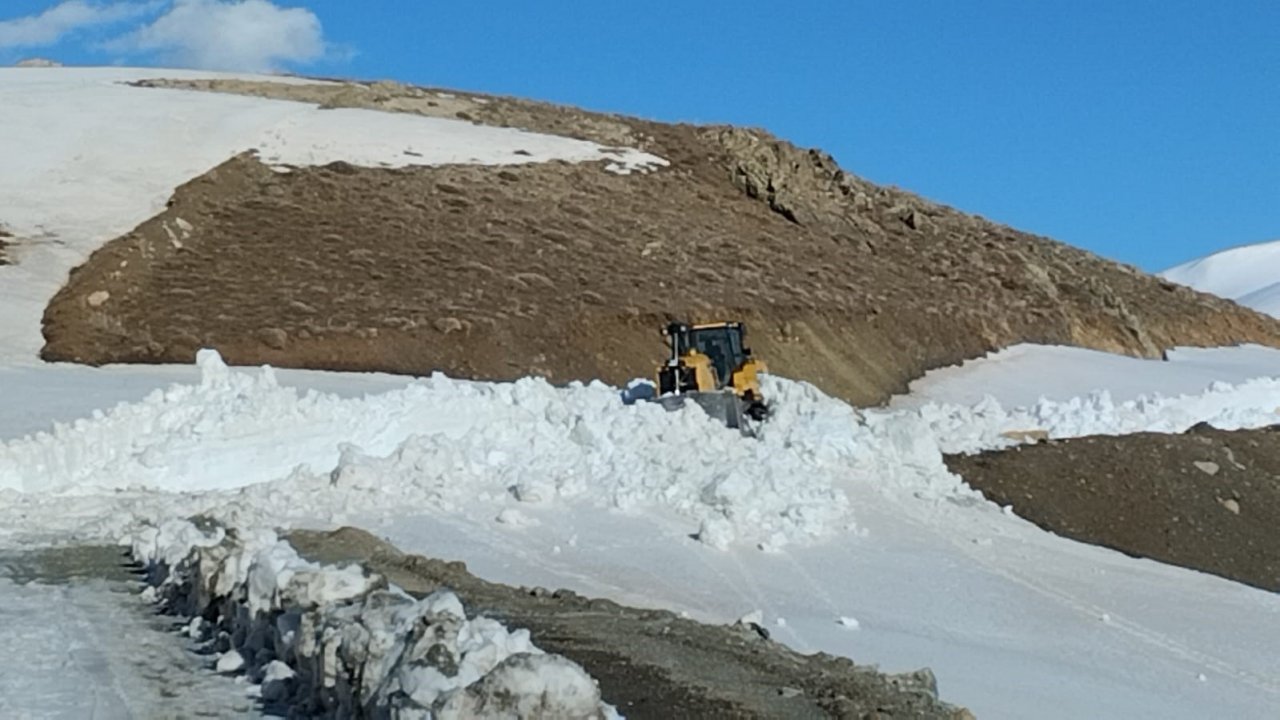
[107,0,326,72]
[0,1,159,50]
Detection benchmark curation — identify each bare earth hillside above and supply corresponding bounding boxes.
[948,425,1280,593]
[41,78,1280,405]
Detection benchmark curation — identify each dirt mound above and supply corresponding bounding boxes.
[40,79,1280,405]
[947,426,1280,592]
[287,526,969,719]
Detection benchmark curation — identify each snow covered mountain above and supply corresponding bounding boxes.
[1162,238,1280,317]
[2,67,1280,718]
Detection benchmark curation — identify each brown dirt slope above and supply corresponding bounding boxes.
[40,78,1280,405]
[946,424,1280,592]
[288,526,969,719]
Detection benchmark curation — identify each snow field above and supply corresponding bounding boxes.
[1162,238,1280,317]
[894,343,1280,409]
[0,67,666,362]
[130,518,615,718]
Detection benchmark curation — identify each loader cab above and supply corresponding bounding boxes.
[660,321,752,392]
[688,322,748,388]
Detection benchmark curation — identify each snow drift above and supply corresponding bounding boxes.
[130,518,615,718]
[6,349,1280,553]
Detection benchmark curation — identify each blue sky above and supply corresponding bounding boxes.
[2,1,1277,271]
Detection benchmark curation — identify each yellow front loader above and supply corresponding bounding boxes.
[654,321,769,432]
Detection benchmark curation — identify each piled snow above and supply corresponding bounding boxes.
[7,348,1280,553]
[894,343,1280,409]
[130,519,613,718]
[0,350,849,550]
[1161,238,1280,316]
[0,361,415,440]
[0,67,666,361]
[891,376,1280,456]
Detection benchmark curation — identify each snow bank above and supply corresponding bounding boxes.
[894,343,1280,409]
[899,378,1280,456]
[0,350,849,550]
[129,519,614,718]
[758,371,1280,504]
[8,349,1280,550]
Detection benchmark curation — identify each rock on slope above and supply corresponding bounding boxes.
[1162,238,1280,318]
[41,78,1280,405]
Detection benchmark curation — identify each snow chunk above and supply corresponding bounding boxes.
[495,508,539,528]
[434,653,611,719]
[215,650,245,674]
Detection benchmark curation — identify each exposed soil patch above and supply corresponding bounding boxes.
[41,79,1280,405]
[947,425,1280,592]
[0,228,10,265]
[287,526,969,719]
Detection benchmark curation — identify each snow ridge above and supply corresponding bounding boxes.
[130,518,615,718]
[7,351,1280,554]
[894,378,1280,456]
[1,351,850,550]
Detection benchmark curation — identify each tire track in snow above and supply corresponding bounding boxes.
[913,501,1280,697]
[0,549,261,719]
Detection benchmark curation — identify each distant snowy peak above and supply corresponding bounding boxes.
[1161,238,1280,317]
[14,58,62,68]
